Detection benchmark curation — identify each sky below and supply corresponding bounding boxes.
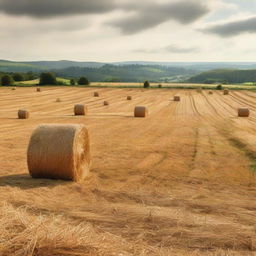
[0,0,256,62]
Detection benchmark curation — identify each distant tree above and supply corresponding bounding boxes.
[12,73,24,81]
[144,80,150,88]
[216,84,223,90]
[78,77,90,86]
[26,71,38,81]
[39,72,57,85]
[1,75,14,86]
[70,79,76,85]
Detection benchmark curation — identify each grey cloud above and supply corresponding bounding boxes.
[0,0,116,17]
[202,16,256,37]
[165,45,199,53]
[109,1,209,34]
[134,44,200,54]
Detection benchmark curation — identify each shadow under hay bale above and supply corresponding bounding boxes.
[238,108,250,117]
[0,174,68,190]
[27,124,91,182]
[134,106,148,118]
[18,110,29,119]
[74,104,87,116]
[174,95,180,102]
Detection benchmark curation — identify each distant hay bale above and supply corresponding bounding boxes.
[94,92,99,97]
[36,88,41,92]
[196,88,202,93]
[12,87,16,91]
[127,96,132,100]
[103,101,109,106]
[56,98,62,103]
[74,104,87,116]
[134,106,148,118]
[208,91,213,95]
[18,110,29,119]
[224,89,229,95]
[238,108,250,117]
[27,124,91,182]
[174,95,180,102]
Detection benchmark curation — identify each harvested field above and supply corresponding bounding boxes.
[0,87,256,256]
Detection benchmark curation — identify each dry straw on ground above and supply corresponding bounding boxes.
[238,108,250,117]
[134,106,148,118]
[174,95,180,102]
[27,124,91,182]
[127,96,132,100]
[74,104,88,116]
[18,109,29,119]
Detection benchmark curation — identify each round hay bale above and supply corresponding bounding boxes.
[238,108,250,117]
[224,89,229,95]
[36,88,41,92]
[12,87,16,91]
[18,109,29,119]
[208,91,213,95]
[127,96,132,100]
[134,106,148,118]
[56,98,62,103]
[27,124,91,182]
[103,101,109,106]
[196,88,202,93]
[174,95,180,102]
[94,92,99,97]
[74,104,87,116]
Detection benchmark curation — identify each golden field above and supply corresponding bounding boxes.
[0,87,256,255]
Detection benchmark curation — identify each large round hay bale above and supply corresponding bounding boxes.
[36,88,41,92]
[238,108,250,117]
[208,91,213,95]
[27,124,91,182]
[94,92,99,97]
[224,89,229,95]
[74,104,87,116]
[103,101,109,106]
[18,110,29,119]
[127,96,132,100]
[134,106,148,118]
[174,95,180,102]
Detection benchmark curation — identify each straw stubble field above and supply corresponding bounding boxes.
[0,87,256,256]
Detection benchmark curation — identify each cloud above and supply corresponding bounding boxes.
[134,44,200,54]
[202,16,256,37]
[165,45,200,53]
[0,0,116,17]
[109,1,209,34]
